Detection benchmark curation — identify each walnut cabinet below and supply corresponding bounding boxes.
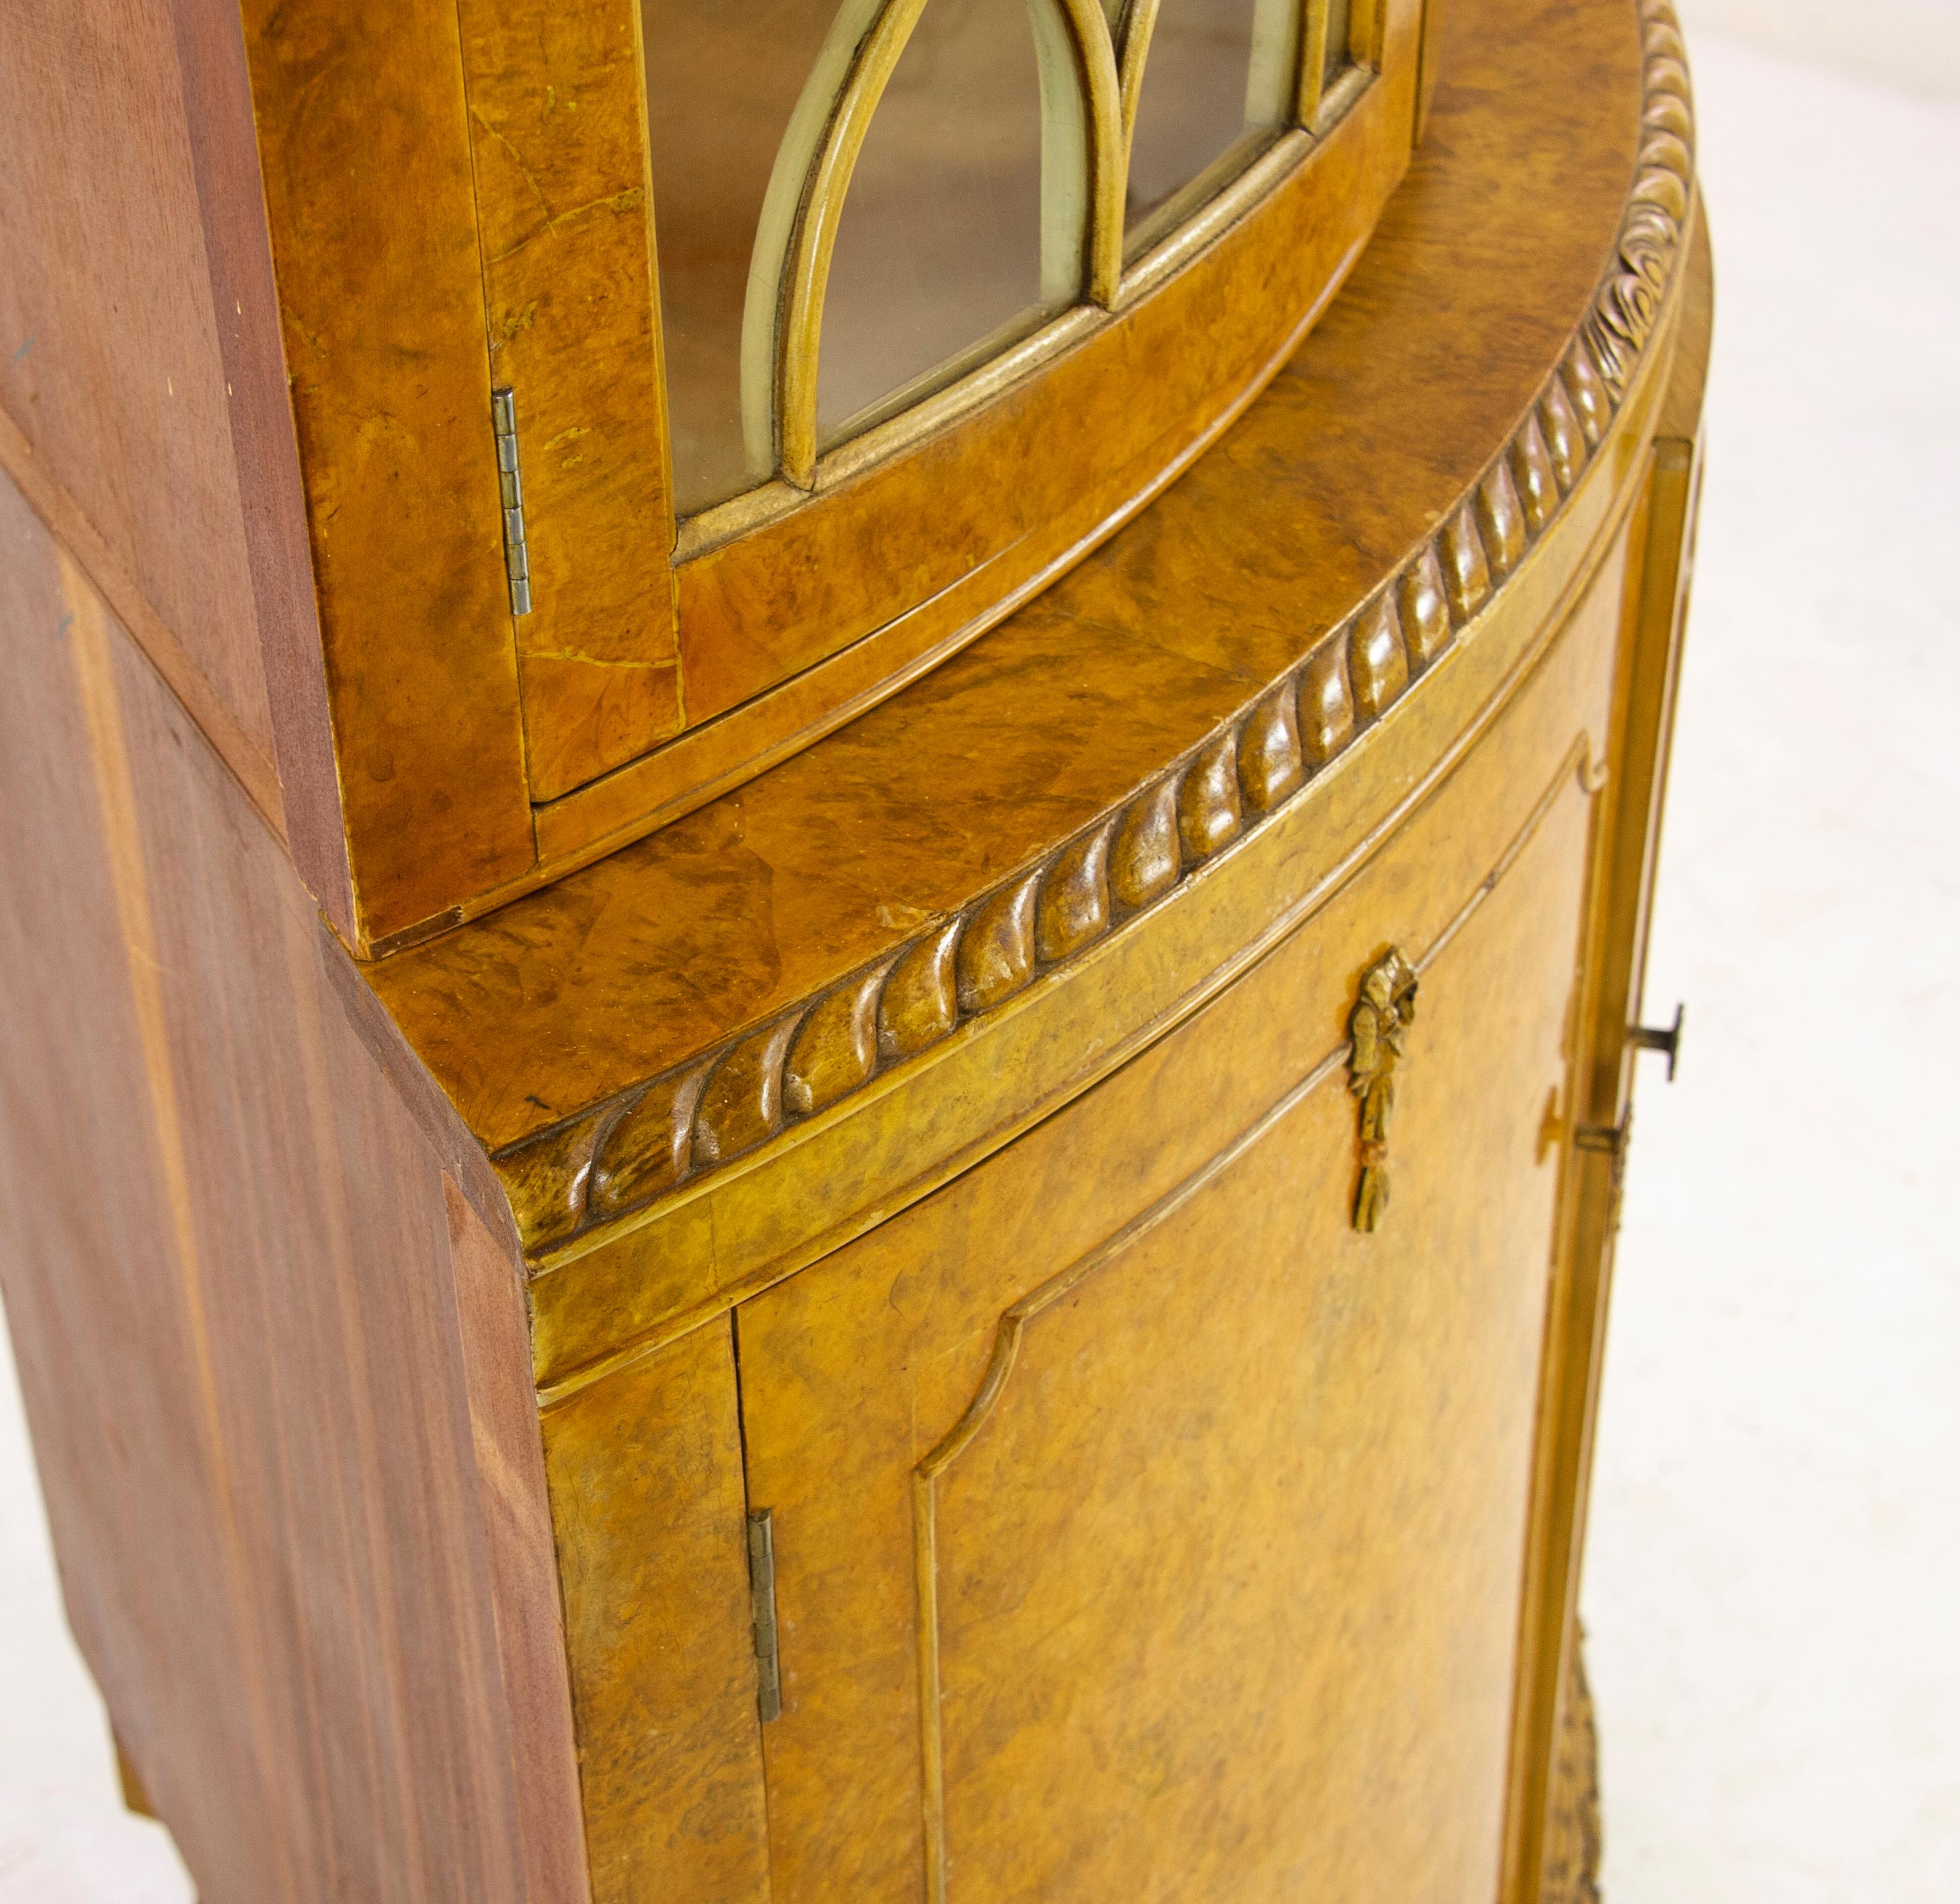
[0,0,1705,1899]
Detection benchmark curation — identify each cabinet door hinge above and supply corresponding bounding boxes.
[491,387,533,617]
[1571,1118,1628,1160]
[1574,1113,1633,1232]
[747,1509,782,1722]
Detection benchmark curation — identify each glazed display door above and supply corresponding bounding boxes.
[733,547,1629,1902]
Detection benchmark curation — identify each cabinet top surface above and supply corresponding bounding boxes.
[365,0,1690,1230]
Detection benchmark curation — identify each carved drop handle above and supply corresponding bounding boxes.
[1347,948,1419,1232]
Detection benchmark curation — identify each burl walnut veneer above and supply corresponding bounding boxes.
[0,0,1705,1898]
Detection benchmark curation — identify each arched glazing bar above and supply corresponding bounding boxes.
[1120,0,1304,253]
[742,0,1123,489]
[643,0,1367,515]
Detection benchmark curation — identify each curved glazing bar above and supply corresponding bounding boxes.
[1320,0,1353,89]
[752,0,1122,487]
[1122,0,1295,250]
[813,0,1086,448]
[646,0,1356,518]
[641,0,845,515]
[1300,0,1353,116]
[814,0,1052,447]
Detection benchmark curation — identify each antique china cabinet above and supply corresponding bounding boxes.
[0,0,1703,1897]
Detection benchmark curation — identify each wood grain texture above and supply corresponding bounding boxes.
[166,0,355,939]
[239,0,535,946]
[443,1181,591,1904]
[0,0,358,939]
[732,614,1611,1901]
[539,1320,770,1904]
[454,0,683,801]
[368,0,1688,1275]
[0,469,586,1904]
[0,401,288,839]
[0,0,278,783]
[1414,0,1445,142]
[533,42,1422,872]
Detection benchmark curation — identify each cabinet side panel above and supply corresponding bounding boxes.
[0,0,280,804]
[444,1181,593,1904]
[0,469,575,1904]
[168,0,356,940]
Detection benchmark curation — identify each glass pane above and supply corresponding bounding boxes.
[1125,0,1289,241]
[641,0,844,515]
[815,0,1063,446]
[1323,0,1352,91]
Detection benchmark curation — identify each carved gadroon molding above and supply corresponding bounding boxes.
[493,2,1696,1257]
[1347,947,1419,1231]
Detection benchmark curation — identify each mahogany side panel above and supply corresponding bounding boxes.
[0,469,586,1904]
[167,0,356,941]
[0,1,278,808]
[444,1181,592,1904]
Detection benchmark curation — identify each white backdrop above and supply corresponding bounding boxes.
[1584,17,1960,1902]
[1678,0,1960,97]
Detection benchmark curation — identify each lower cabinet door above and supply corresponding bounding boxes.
[733,588,1617,1903]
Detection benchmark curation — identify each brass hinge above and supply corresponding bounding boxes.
[1571,1119,1627,1159]
[491,387,533,617]
[1574,1113,1633,1226]
[747,1509,782,1722]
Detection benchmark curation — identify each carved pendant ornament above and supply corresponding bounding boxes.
[1347,948,1418,1232]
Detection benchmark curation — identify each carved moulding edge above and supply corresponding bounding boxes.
[491,1,1697,1259]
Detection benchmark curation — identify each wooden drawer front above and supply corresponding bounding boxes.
[731,561,1621,1901]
